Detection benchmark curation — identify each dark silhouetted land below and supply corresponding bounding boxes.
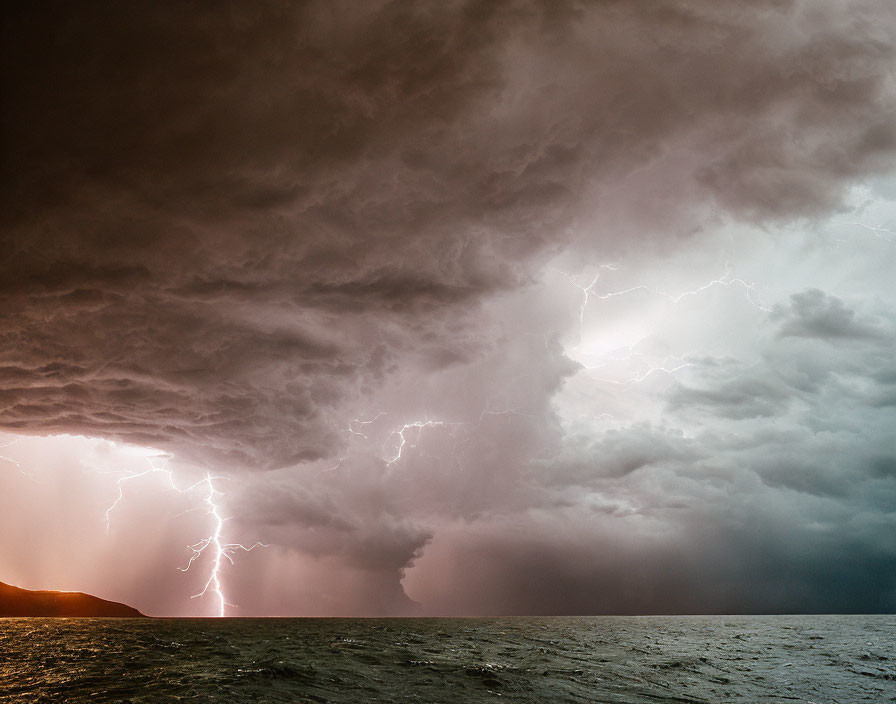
[0,581,144,617]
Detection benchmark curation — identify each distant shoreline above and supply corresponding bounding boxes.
[3,613,883,620]
[0,581,145,618]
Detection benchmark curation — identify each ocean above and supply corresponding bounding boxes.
[0,615,893,703]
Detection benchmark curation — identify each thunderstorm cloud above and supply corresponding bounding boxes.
[1,0,894,615]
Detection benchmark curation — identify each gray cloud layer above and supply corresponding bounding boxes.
[2,1,895,614]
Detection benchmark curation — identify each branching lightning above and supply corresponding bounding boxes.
[320,412,390,473]
[590,354,692,386]
[177,473,267,617]
[575,345,692,385]
[836,221,896,244]
[554,264,619,328]
[0,438,26,474]
[324,261,770,472]
[562,263,771,313]
[322,413,466,472]
[478,407,537,422]
[384,420,448,467]
[553,262,769,386]
[93,451,266,616]
[346,411,388,439]
[556,263,769,348]
[0,437,47,483]
[100,452,176,533]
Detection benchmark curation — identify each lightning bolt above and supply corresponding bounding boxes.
[99,452,175,533]
[477,391,540,424]
[553,264,619,335]
[556,263,770,334]
[836,221,896,244]
[384,420,448,467]
[0,438,24,472]
[478,407,537,422]
[318,412,390,473]
[320,454,348,474]
[322,412,463,471]
[552,262,768,389]
[346,411,388,439]
[590,355,692,386]
[578,347,692,385]
[93,452,266,616]
[588,265,770,311]
[327,263,745,469]
[0,437,48,484]
[177,473,267,617]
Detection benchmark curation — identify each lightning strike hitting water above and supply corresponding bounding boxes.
[92,450,266,616]
[178,473,267,617]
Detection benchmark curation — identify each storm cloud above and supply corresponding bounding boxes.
[1,1,894,615]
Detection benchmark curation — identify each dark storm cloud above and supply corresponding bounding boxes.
[3,0,895,467]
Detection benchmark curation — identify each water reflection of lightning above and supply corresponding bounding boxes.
[177,473,267,617]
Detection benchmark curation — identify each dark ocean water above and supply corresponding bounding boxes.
[0,616,893,703]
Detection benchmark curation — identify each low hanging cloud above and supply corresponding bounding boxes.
[3,0,895,468]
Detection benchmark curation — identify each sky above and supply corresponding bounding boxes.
[1,0,895,617]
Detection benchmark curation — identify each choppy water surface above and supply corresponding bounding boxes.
[0,615,893,703]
